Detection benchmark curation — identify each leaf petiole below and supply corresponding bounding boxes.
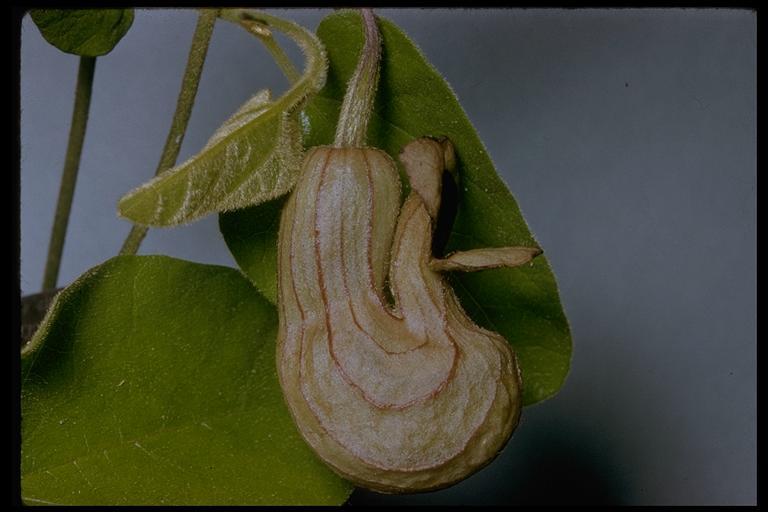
[218,9,326,113]
[243,19,300,85]
[42,55,96,291]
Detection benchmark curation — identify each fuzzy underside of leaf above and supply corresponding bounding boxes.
[117,9,328,228]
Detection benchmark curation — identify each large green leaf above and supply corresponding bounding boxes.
[30,9,134,57]
[117,10,327,227]
[21,256,352,505]
[220,11,572,406]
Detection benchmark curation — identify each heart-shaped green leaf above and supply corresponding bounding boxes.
[21,255,353,505]
[30,9,134,57]
[220,11,572,406]
[117,10,327,227]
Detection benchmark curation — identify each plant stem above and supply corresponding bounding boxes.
[42,56,96,291]
[334,9,381,148]
[119,9,218,256]
[219,9,326,111]
[246,21,300,84]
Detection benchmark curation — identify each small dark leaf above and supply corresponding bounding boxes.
[30,9,134,57]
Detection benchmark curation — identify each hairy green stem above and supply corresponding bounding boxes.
[247,21,300,84]
[219,9,325,112]
[42,56,96,291]
[119,9,218,255]
[334,9,381,148]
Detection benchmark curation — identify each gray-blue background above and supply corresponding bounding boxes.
[20,9,756,505]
